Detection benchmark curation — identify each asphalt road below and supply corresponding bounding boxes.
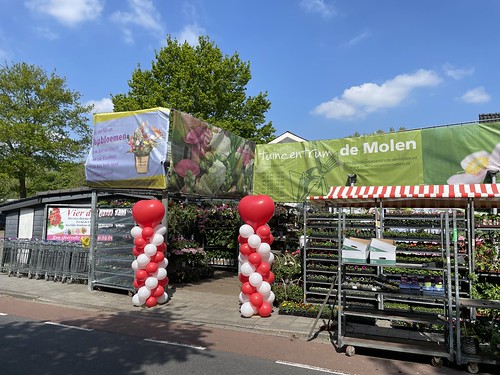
[0,297,496,375]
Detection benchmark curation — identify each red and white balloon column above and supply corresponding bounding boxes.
[130,200,169,308]
[237,195,276,318]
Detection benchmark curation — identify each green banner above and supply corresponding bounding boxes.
[422,121,500,184]
[169,110,256,198]
[254,131,423,202]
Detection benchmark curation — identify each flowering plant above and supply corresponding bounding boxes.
[127,122,163,156]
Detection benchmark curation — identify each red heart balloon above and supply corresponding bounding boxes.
[132,200,165,227]
[238,195,275,230]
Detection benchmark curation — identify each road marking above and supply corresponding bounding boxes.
[276,360,351,374]
[0,313,8,316]
[44,321,94,331]
[144,338,206,351]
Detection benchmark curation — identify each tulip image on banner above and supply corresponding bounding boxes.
[237,195,276,317]
[130,200,169,308]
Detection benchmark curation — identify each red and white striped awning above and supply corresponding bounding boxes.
[308,184,500,209]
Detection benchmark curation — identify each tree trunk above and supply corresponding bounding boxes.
[18,176,27,198]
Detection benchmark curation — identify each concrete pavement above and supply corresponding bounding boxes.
[0,271,325,341]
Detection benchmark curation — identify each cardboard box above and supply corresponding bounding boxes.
[341,237,371,263]
[369,238,396,265]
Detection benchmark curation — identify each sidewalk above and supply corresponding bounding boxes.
[0,271,325,341]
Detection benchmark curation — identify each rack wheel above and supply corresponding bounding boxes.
[128,290,134,297]
[431,357,442,367]
[466,362,478,374]
[345,346,355,357]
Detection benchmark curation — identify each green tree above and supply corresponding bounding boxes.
[112,35,275,143]
[0,62,92,198]
[27,162,87,196]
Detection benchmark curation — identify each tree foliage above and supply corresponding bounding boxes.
[0,62,92,198]
[112,35,275,143]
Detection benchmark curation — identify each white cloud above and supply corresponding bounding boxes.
[25,0,103,26]
[345,31,371,47]
[443,63,474,80]
[111,0,165,43]
[175,24,206,46]
[313,69,442,120]
[85,98,114,114]
[36,26,58,40]
[461,87,491,104]
[300,0,337,18]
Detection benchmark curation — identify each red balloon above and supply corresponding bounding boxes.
[145,262,158,274]
[158,276,169,287]
[248,252,262,266]
[239,243,252,256]
[238,195,275,230]
[238,235,248,244]
[132,247,141,257]
[145,296,157,308]
[258,302,272,317]
[134,237,147,249]
[133,278,145,289]
[152,251,165,263]
[241,281,255,295]
[250,292,263,308]
[238,273,249,283]
[132,200,165,228]
[157,242,167,252]
[264,271,275,284]
[256,225,271,238]
[135,269,148,281]
[267,234,274,245]
[257,262,271,275]
[152,285,164,297]
[142,226,154,239]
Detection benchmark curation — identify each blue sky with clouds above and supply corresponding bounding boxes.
[1,0,499,141]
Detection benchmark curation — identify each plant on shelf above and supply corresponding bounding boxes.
[474,238,500,273]
[167,236,213,283]
[272,250,303,306]
[278,301,335,318]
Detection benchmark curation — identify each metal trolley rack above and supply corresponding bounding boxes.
[306,184,500,372]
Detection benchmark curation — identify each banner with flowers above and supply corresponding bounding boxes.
[169,110,256,198]
[85,107,170,189]
[46,206,92,243]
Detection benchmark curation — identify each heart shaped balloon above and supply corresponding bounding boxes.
[132,200,165,228]
[238,195,275,230]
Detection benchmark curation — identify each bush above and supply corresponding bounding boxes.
[273,283,303,306]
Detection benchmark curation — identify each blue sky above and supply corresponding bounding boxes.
[1,0,499,141]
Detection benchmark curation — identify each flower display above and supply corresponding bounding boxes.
[170,111,255,197]
[127,122,163,156]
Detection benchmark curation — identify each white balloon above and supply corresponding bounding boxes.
[265,291,275,304]
[138,286,151,300]
[247,234,261,249]
[257,242,271,256]
[132,293,142,306]
[158,258,168,269]
[154,224,167,235]
[249,272,263,287]
[258,281,271,295]
[268,252,275,264]
[239,224,254,238]
[154,267,167,280]
[131,260,139,271]
[152,233,164,246]
[240,262,255,276]
[157,292,168,304]
[145,276,159,290]
[144,243,157,257]
[240,301,255,317]
[130,226,143,238]
[239,292,250,303]
[238,254,248,264]
[137,253,150,268]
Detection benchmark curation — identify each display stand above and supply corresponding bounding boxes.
[306,184,500,372]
